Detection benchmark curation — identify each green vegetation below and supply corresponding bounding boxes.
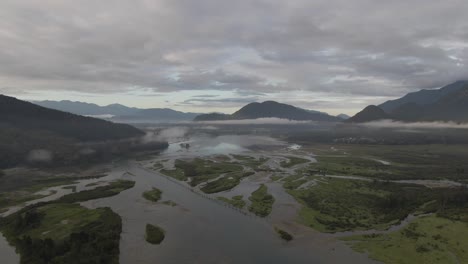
[57,180,135,203]
[344,215,468,264]
[275,227,293,241]
[280,156,309,168]
[0,191,52,212]
[289,175,468,233]
[282,173,308,190]
[217,195,246,208]
[160,168,186,181]
[145,224,165,245]
[162,200,177,206]
[160,158,243,186]
[248,184,275,217]
[200,171,254,194]
[0,174,115,212]
[290,178,430,232]
[306,144,468,181]
[142,187,162,202]
[0,203,121,264]
[0,178,135,263]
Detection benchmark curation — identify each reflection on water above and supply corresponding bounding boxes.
[81,164,377,264]
[162,134,286,157]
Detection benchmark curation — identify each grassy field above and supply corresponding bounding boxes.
[145,224,165,245]
[217,195,246,208]
[343,215,468,264]
[305,144,468,181]
[142,187,162,202]
[280,156,310,168]
[248,184,275,217]
[160,158,243,186]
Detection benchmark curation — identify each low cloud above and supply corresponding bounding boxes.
[360,120,468,129]
[27,149,53,163]
[142,127,189,143]
[196,117,313,125]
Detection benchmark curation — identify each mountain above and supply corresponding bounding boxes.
[379,80,468,113]
[350,81,468,123]
[193,113,232,121]
[32,100,201,122]
[194,101,340,122]
[2,95,144,142]
[114,108,200,122]
[32,100,139,116]
[0,95,151,168]
[337,114,351,120]
[347,105,390,123]
[429,86,468,121]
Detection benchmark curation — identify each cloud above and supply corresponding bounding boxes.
[27,149,53,163]
[360,120,468,130]
[195,117,314,125]
[1,0,468,113]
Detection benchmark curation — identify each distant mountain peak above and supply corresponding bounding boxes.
[347,105,389,123]
[195,101,340,122]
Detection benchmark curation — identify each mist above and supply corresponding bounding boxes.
[195,118,314,125]
[27,149,53,163]
[360,120,468,130]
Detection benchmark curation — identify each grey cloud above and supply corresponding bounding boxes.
[0,0,467,110]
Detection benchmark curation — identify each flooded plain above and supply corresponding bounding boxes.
[2,133,426,264]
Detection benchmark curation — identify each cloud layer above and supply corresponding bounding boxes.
[1,0,467,113]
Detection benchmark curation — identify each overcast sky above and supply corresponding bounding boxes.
[1,0,467,115]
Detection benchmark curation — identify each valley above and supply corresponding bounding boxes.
[1,125,467,264]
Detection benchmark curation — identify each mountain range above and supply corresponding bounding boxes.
[194,101,341,122]
[1,95,146,168]
[348,81,468,123]
[33,100,200,122]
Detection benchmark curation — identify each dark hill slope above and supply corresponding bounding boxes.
[379,80,468,113]
[347,105,390,123]
[194,101,340,122]
[0,95,144,141]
